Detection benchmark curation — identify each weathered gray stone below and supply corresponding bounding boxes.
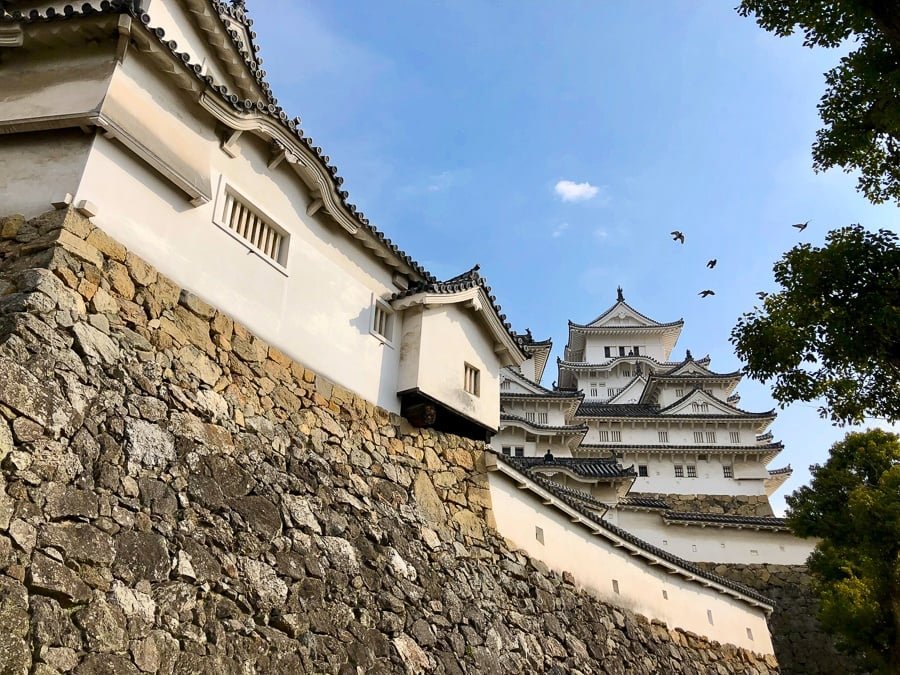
[39,522,115,565]
[0,356,73,432]
[72,323,119,365]
[74,599,127,652]
[393,634,431,673]
[73,654,140,675]
[113,531,170,583]
[29,552,91,604]
[125,418,174,472]
[281,494,321,533]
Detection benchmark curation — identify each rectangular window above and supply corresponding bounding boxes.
[707,610,714,625]
[619,346,627,356]
[692,402,709,413]
[501,446,511,456]
[537,412,548,424]
[590,383,598,397]
[218,188,287,265]
[730,431,740,444]
[515,447,524,457]
[658,431,669,443]
[464,363,480,396]
[610,430,622,442]
[686,465,697,478]
[693,431,704,443]
[674,464,684,478]
[675,388,684,398]
[698,453,708,461]
[500,380,511,390]
[705,431,716,444]
[622,369,631,378]
[746,628,754,641]
[638,464,648,477]
[633,346,641,356]
[371,301,394,343]
[723,465,734,478]
[607,387,622,398]
[525,412,535,422]
[535,526,544,544]
[612,579,620,594]
[598,430,610,442]
[604,346,612,358]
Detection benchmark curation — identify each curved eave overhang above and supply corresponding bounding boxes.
[662,516,790,533]
[764,468,793,496]
[528,465,634,485]
[391,287,527,366]
[639,374,743,404]
[575,413,777,434]
[486,453,774,613]
[498,416,588,438]
[35,6,436,285]
[576,443,784,463]
[558,355,704,374]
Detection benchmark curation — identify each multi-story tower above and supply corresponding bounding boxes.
[559,289,791,517]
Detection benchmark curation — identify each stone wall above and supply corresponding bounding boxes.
[0,209,778,674]
[696,563,863,675]
[630,492,775,516]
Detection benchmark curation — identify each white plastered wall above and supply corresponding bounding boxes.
[621,454,767,496]
[607,509,815,565]
[488,471,773,654]
[69,51,406,411]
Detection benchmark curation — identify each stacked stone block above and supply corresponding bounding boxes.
[0,209,778,673]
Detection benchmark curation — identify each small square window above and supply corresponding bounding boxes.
[691,544,697,552]
[514,447,524,457]
[705,431,716,443]
[618,346,626,356]
[686,465,697,478]
[633,346,640,356]
[598,430,610,442]
[658,431,669,443]
[723,465,734,478]
[371,301,394,343]
[730,431,740,444]
[693,431,704,443]
[464,363,480,396]
[610,430,622,442]
[535,526,544,544]
[538,412,548,424]
[604,347,612,358]
[638,464,649,477]
[622,369,631,378]
[501,446,511,456]
[500,380,511,390]
[675,388,684,398]
[674,464,684,478]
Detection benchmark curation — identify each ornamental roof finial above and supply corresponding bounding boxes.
[616,286,624,303]
[686,348,693,360]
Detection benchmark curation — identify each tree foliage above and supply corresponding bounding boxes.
[786,429,900,672]
[738,1,900,204]
[731,225,900,425]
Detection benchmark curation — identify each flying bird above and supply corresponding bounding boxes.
[671,230,685,244]
[756,291,768,300]
[706,259,717,269]
[792,221,809,231]
[698,290,715,298]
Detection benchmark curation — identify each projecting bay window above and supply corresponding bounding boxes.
[214,183,289,270]
[464,363,480,396]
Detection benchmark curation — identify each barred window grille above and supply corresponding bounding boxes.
[598,430,610,442]
[464,363,480,396]
[692,402,709,413]
[514,446,524,457]
[222,191,286,263]
[705,431,716,443]
[723,465,734,478]
[675,388,684,398]
[730,431,740,443]
[610,430,622,442]
[372,302,393,342]
[638,465,648,477]
[674,464,684,478]
[693,431,704,443]
[538,412,548,424]
[658,431,669,443]
[525,412,535,422]
[686,465,697,478]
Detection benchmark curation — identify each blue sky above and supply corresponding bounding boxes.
[251,1,896,512]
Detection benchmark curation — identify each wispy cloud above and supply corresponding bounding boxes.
[551,222,570,238]
[555,179,601,202]
[426,171,457,192]
[594,228,609,239]
[400,168,470,196]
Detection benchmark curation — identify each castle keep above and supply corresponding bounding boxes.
[0,1,856,672]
